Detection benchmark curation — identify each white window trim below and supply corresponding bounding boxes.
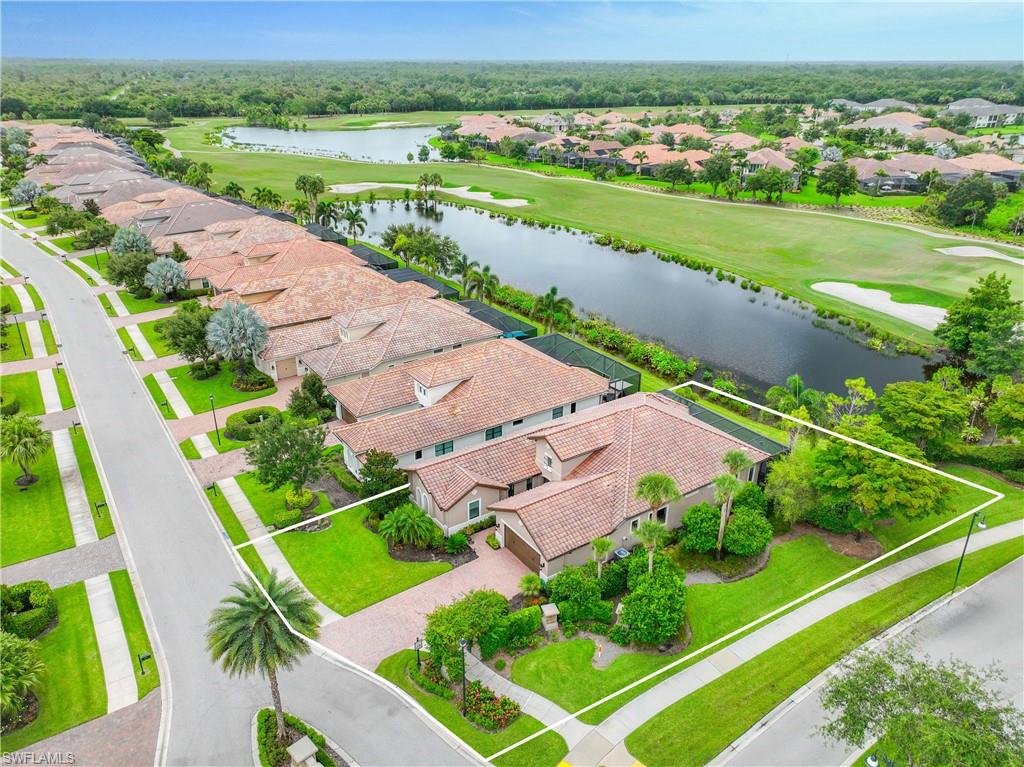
[468,498,481,520]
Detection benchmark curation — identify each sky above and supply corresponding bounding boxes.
[2,1,1022,62]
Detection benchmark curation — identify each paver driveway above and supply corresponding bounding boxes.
[319,529,530,669]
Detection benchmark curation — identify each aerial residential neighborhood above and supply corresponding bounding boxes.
[0,3,1022,767]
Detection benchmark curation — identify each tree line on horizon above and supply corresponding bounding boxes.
[2,60,1022,121]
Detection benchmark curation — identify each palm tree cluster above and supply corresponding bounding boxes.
[0,414,52,486]
[416,172,444,210]
[531,286,574,333]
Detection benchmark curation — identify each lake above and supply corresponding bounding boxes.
[360,204,928,395]
[222,125,438,163]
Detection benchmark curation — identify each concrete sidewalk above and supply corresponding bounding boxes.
[153,369,193,418]
[38,366,64,413]
[84,573,139,713]
[25,319,48,357]
[124,324,156,361]
[52,428,99,546]
[167,376,300,440]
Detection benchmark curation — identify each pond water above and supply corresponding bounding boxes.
[360,204,928,395]
[222,125,438,163]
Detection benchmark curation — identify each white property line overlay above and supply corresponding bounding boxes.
[229,380,1004,764]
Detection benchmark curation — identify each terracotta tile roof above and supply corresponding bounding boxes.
[910,127,963,143]
[132,199,255,243]
[647,123,712,140]
[192,238,364,287]
[102,187,210,226]
[711,132,759,150]
[51,172,161,207]
[847,112,929,134]
[175,217,312,263]
[779,136,815,153]
[329,338,608,457]
[412,393,770,560]
[950,153,1024,173]
[300,298,499,380]
[261,318,341,360]
[745,148,795,172]
[621,144,710,167]
[27,158,135,185]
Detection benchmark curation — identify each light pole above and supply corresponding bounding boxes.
[414,637,424,670]
[209,394,221,446]
[951,512,987,595]
[459,638,468,716]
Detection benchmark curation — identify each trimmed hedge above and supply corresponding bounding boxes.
[408,658,453,699]
[1,397,21,416]
[224,406,279,441]
[558,598,615,625]
[478,606,542,659]
[804,501,856,534]
[274,507,302,530]
[1,580,58,639]
[935,443,1024,474]
[256,708,335,767]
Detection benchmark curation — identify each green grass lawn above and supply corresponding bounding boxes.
[1,371,45,416]
[142,373,174,419]
[23,283,43,311]
[376,650,567,767]
[54,368,74,410]
[48,235,81,252]
[0,581,108,753]
[11,210,49,228]
[97,293,116,317]
[206,486,269,580]
[118,319,175,360]
[1,446,73,566]
[235,473,450,615]
[511,536,859,723]
[70,428,114,539]
[0,319,57,363]
[35,242,58,256]
[109,569,160,698]
[145,363,277,416]
[76,251,109,278]
[167,122,1023,345]
[624,537,1024,767]
[64,260,97,286]
[180,429,248,458]
[116,290,193,315]
[1,258,21,276]
[1,284,22,313]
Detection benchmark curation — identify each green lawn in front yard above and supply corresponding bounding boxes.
[152,363,277,415]
[1,447,73,566]
[206,486,269,580]
[1,371,44,415]
[624,537,1024,767]
[1,284,22,313]
[109,569,160,698]
[0,319,57,363]
[235,473,450,615]
[116,290,193,315]
[11,210,49,228]
[48,235,81,252]
[511,535,859,722]
[64,260,97,286]
[0,581,108,752]
[70,428,114,539]
[376,650,568,767]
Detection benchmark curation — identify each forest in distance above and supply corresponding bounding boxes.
[3,60,1023,119]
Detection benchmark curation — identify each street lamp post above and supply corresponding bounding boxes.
[209,394,221,446]
[414,637,423,670]
[951,512,987,595]
[459,638,468,716]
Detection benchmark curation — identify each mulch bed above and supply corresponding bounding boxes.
[777,522,884,560]
[291,495,332,533]
[386,536,478,568]
[1,693,39,734]
[307,474,359,509]
[272,725,348,767]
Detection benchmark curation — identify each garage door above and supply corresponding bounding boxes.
[503,525,541,572]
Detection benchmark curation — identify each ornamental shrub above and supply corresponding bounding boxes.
[463,681,521,730]
[804,500,856,534]
[486,533,500,550]
[409,658,453,699]
[273,507,302,530]
[599,559,629,598]
[232,366,274,392]
[932,443,1024,473]
[444,532,469,554]
[0,397,21,416]
[0,581,58,639]
[619,568,687,646]
[733,483,769,516]
[256,709,335,767]
[285,487,313,510]
[224,406,280,441]
[723,509,773,557]
[682,502,721,553]
[548,562,601,612]
[189,360,220,380]
[425,589,508,675]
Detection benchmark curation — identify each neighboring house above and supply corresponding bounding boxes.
[741,148,797,185]
[710,132,759,151]
[572,112,599,127]
[102,187,211,226]
[860,98,917,113]
[909,126,966,148]
[406,392,775,575]
[942,98,1023,128]
[949,153,1024,185]
[846,111,929,135]
[620,144,711,175]
[647,123,712,141]
[26,156,139,186]
[847,153,965,194]
[530,114,568,133]
[597,111,630,124]
[130,199,256,250]
[330,338,610,474]
[52,171,167,209]
[779,135,816,155]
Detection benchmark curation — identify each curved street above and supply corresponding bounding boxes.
[2,229,479,767]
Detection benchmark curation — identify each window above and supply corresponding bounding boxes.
[507,483,516,497]
[656,506,667,524]
[414,449,423,460]
[485,426,502,441]
[433,348,443,354]
[526,477,534,491]
[570,403,577,414]
[468,499,481,520]
[512,418,524,427]
[631,518,639,532]
[552,406,564,419]
[434,441,454,457]
[453,344,462,349]
[543,454,553,469]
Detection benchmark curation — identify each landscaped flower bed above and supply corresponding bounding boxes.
[255,708,343,767]
[463,680,521,730]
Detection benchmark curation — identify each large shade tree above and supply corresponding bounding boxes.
[207,572,320,743]
[206,302,269,372]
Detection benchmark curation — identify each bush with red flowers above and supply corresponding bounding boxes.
[462,681,521,730]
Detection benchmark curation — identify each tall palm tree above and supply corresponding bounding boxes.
[448,253,479,296]
[207,571,320,743]
[592,537,614,578]
[467,265,500,303]
[765,374,823,447]
[0,414,53,486]
[343,206,367,243]
[712,449,754,558]
[251,186,283,210]
[635,520,666,574]
[531,286,574,333]
[633,150,648,176]
[635,472,681,519]
[221,182,246,201]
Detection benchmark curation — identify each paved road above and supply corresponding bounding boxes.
[716,556,1024,767]
[3,230,477,767]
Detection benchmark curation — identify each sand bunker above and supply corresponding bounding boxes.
[937,246,1024,266]
[812,282,947,330]
[367,121,412,128]
[330,182,529,207]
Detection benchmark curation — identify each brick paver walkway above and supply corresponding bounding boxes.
[111,306,176,328]
[40,407,80,432]
[191,448,252,486]
[168,376,301,440]
[319,530,529,669]
[0,353,59,374]
[0,536,124,588]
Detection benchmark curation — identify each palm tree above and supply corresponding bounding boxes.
[635,520,666,574]
[635,472,681,518]
[378,504,435,548]
[531,286,574,333]
[712,449,754,558]
[448,253,479,296]
[765,373,824,447]
[0,414,53,486]
[221,182,246,201]
[207,571,320,743]
[576,143,590,170]
[592,537,614,578]
[294,174,325,221]
[467,265,500,303]
[206,301,269,374]
[342,206,367,243]
[633,150,648,176]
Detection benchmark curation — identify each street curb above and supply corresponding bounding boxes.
[711,553,1024,766]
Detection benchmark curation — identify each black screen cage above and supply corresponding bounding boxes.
[457,300,537,339]
[524,333,641,397]
[658,389,788,456]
